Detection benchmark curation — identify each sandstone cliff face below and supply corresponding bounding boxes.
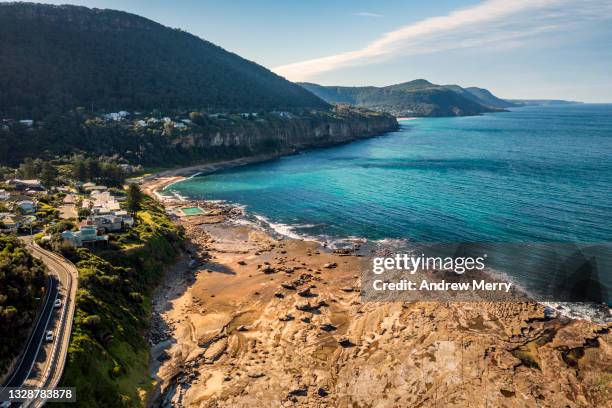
[170,114,399,160]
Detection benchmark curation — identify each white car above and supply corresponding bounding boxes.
[45,330,54,342]
[54,298,62,308]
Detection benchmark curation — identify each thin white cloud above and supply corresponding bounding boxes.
[274,0,612,81]
[354,12,383,18]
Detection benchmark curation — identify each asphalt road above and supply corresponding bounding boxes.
[1,240,78,408]
[3,275,58,388]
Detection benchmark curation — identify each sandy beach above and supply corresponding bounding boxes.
[142,172,611,408]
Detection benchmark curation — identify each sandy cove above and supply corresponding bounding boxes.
[142,174,611,408]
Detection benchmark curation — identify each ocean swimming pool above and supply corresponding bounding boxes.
[181,206,205,216]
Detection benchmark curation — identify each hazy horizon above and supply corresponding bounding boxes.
[2,0,612,102]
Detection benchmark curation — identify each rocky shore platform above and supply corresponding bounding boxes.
[143,176,611,408]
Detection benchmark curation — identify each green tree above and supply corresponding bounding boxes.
[99,163,125,187]
[40,161,58,187]
[85,158,101,180]
[126,183,143,218]
[17,157,37,179]
[189,111,208,126]
[72,158,88,181]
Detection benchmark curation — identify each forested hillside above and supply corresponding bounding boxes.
[300,80,508,117]
[0,3,327,118]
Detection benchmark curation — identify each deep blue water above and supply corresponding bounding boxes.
[169,104,612,244]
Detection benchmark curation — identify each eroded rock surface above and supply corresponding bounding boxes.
[149,206,611,408]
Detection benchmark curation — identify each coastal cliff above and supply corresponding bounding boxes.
[166,109,399,165]
[1,106,398,167]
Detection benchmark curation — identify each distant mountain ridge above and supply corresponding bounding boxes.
[299,80,513,117]
[300,80,583,117]
[507,99,583,106]
[0,2,328,118]
[446,85,519,109]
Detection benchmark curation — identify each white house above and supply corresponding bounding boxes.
[87,215,123,232]
[272,111,292,118]
[104,111,129,121]
[19,119,34,127]
[0,189,9,201]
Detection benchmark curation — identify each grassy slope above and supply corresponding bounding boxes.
[58,197,183,407]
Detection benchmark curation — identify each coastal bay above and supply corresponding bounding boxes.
[142,167,611,407]
[167,104,612,303]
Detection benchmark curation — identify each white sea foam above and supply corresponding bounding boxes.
[253,214,318,241]
[543,302,611,323]
[172,192,188,202]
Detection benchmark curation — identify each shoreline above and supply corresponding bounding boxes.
[141,170,611,407]
[142,153,282,180]
[143,163,611,322]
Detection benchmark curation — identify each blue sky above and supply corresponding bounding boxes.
[7,0,612,101]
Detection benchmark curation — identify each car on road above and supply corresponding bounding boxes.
[45,330,54,342]
[54,298,62,308]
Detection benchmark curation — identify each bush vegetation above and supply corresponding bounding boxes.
[0,235,47,376]
[56,197,183,407]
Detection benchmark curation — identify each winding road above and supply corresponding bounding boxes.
[1,239,78,407]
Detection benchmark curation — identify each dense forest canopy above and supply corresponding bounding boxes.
[0,3,328,118]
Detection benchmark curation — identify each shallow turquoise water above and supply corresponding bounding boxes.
[169,104,612,244]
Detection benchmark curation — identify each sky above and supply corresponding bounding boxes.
[6,0,612,102]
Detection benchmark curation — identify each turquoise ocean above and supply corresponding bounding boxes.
[167,104,612,312]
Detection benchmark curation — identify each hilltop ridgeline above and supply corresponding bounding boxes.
[0,3,328,118]
[300,80,519,117]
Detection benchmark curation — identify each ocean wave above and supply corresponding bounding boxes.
[544,302,611,323]
[252,214,318,241]
[172,192,188,201]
